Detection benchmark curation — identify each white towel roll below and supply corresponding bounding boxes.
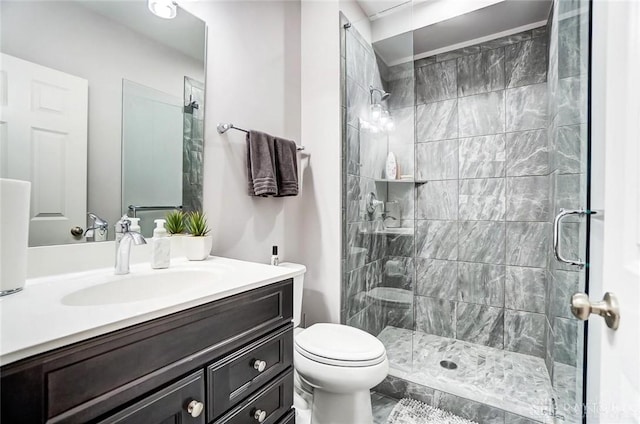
[1,178,31,295]
[298,152,310,194]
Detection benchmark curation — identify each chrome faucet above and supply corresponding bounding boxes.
[115,217,146,275]
[85,212,108,241]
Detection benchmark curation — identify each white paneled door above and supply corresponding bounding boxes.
[589,1,640,422]
[0,53,88,246]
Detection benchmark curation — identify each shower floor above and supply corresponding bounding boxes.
[378,326,554,422]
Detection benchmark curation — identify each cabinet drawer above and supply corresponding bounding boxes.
[214,370,293,424]
[99,371,205,424]
[276,410,295,424]
[208,326,293,421]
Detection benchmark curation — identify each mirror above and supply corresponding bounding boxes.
[0,1,206,246]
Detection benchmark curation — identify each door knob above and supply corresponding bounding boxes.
[571,292,620,330]
[70,226,84,238]
[186,400,204,418]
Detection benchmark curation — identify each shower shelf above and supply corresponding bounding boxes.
[374,179,427,184]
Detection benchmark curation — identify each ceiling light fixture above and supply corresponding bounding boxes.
[148,0,177,19]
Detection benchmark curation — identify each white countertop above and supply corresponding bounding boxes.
[0,257,303,366]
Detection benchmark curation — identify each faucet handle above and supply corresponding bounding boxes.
[116,215,132,234]
[88,212,108,230]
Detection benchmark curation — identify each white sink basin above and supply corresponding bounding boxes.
[61,269,225,306]
[1,256,305,366]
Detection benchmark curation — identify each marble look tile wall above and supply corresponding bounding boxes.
[182,77,205,212]
[414,26,551,358]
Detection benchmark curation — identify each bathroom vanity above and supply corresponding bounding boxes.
[0,257,299,424]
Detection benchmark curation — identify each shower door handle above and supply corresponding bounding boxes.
[571,292,620,330]
[553,209,594,268]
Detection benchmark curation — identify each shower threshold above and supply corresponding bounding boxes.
[378,326,554,422]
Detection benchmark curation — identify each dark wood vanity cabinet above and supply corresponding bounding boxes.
[0,279,295,424]
[98,370,206,424]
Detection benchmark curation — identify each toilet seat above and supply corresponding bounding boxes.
[294,323,386,367]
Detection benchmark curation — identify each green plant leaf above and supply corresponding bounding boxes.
[165,210,186,234]
[186,211,210,237]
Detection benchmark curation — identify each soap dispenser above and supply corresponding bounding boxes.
[151,219,170,269]
[129,217,141,234]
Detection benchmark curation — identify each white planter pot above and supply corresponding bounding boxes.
[184,235,213,261]
[170,233,185,253]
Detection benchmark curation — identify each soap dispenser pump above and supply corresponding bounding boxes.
[129,217,141,233]
[151,219,171,269]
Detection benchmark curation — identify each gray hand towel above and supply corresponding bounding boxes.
[247,130,277,196]
[274,137,299,197]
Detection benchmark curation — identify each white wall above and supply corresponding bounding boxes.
[1,1,204,237]
[184,0,368,326]
[297,0,342,326]
[181,1,304,266]
[297,0,372,325]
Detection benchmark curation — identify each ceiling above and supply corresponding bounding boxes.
[412,0,551,58]
[357,0,411,18]
[357,0,552,66]
[79,0,206,63]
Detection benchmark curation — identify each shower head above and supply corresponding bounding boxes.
[369,86,390,102]
[184,98,199,114]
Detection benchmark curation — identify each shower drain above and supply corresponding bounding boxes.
[439,360,458,370]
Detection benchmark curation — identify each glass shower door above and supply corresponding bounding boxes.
[547,0,591,422]
[341,0,593,421]
[340,9,417,374]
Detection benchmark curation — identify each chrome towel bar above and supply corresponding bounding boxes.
[128,205,182,218]
[217,122,305,151]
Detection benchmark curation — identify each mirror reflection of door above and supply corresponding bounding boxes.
[121,80,182,238]
[1,53,88,246]
[0,0,206,246]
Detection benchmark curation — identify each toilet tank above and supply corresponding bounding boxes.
[278,263,306,328]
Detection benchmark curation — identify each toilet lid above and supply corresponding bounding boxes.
[295,323,386,367]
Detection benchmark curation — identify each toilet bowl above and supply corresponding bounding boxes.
[279,263,389,424]
[294,323,389,424]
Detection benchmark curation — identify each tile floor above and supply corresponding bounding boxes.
[372,392,398,424]
[377,326,558,421]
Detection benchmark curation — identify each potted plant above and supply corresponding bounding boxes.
[184,211,212,261]
[165,210,186,235]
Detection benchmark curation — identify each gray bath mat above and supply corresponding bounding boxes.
[387,398,478,424]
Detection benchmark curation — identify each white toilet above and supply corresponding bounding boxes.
[280,263,389,424]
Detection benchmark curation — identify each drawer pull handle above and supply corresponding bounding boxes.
[254,409,267,422]
[253,359,267,372]
[187,400,204,418]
